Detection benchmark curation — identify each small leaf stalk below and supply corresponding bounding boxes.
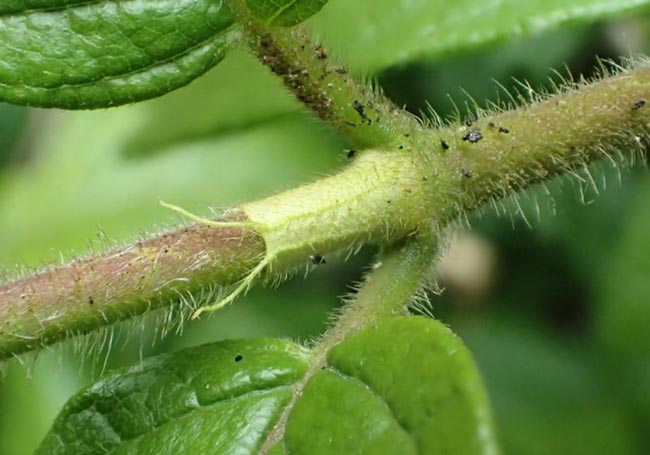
[259,233,439,454]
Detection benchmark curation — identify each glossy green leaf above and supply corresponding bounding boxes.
[38,317,496,454]
[285,316,497,454]
[245,0,328,26]
[309,0,650,72]
[0,0,241,109]
[36,339,312,454]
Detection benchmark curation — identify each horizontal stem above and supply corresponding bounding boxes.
[419,66,650,221]
[1,64,650,358]
[241,66,650,269]
[0,212,265,358]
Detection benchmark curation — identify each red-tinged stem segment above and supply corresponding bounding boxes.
[0,212,265,358]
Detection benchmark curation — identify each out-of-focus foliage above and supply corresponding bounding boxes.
[0,2,649,455]
[310,0,650,72]
[245,0,328,26]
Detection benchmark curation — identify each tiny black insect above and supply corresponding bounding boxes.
[352,100,372,125]
[398,144,404,150]
[462,129,483,143]
[234,354,244,362]
[441,139,450,150]
[462,168,473,178]
[346,149,357,159]
[87,296,94,305]
[310,254,326,265]
[335,67,348,75]
[498,127,510,134]
[633,99,646,110]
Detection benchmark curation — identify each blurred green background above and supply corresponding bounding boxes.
[1,4,650,455]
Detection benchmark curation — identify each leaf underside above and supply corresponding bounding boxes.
[37,317,497,455]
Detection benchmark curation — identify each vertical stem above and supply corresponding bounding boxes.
[320,232,438,350]
[259,232,438,454]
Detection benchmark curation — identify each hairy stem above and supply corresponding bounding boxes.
[229,0,417,149]
[1,64,650,358]
[415,65,650,219]
[0,212,265,358]
[259,233,438,454]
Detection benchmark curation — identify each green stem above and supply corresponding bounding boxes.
[259,233,438,454]
[416,66,650,218]
[229,0,417,148]
[1,64,649,358]
[318,233,438,348]
[241,66,650,269]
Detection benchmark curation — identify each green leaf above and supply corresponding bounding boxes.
[284,317,497,454]
[0,0,241,109]
[245,0,328,26]
[36,339,312,454]
[37,317,497,454]
[309,0,650,72]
